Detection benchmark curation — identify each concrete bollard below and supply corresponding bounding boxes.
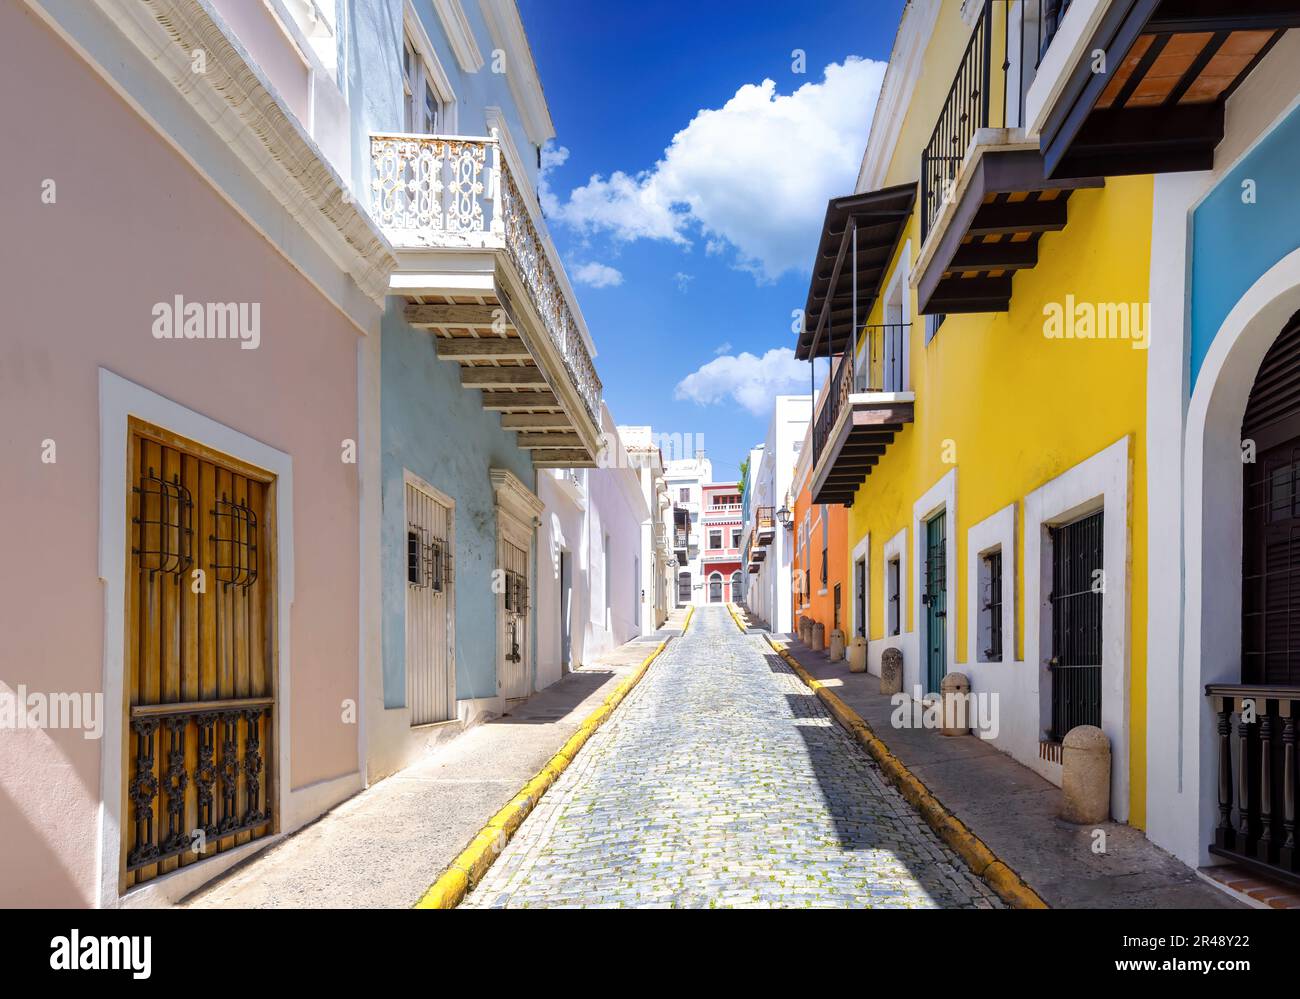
[1060,725,1111,824]
[939,672,970,736]
[811,621,826,651]
[880,647,903,695]
[829,628,845,662]
[848,636,868,673]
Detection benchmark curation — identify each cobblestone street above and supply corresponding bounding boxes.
[465,606,1000,908]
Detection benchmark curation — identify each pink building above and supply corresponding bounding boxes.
[700,483,743,603]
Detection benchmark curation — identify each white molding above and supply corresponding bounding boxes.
[1023,435,1131,820]
[911,467,958,695]
[431,0,484,73]
[965,502,1016,666]
[87,0,396,305]
[478,0,555,148]
[851,532,870,640]
[883,525,908,637]
[404,0,458,123]
[857,0,939,193]
[95,369,344,907]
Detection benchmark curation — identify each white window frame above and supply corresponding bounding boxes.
[883,526,908,639]
[911,468,958,691]
[403,2,456,134]
[851,531,870,640]
[966,502,1015,666]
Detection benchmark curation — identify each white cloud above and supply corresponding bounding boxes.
[538,142,570,216]
[570,261,624,288]
[674,347,808,416]
[713,341,733,355]
[549,58,886,282]
[674,272,694,292]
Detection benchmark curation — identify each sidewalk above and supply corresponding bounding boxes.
[761,618,1239,909]
[183,614,687,909]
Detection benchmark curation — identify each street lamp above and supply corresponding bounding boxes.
[776,504,793,530]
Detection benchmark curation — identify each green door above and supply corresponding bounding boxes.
[924,512,947,694]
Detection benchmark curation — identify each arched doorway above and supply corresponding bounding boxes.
[677,571,691,604]
[730,570,742,602]
[708,572,722,603]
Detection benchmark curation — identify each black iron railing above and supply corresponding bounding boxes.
[811,324,910,468]
[920,1,1078,243]
[1207,685,1300,886]
[755,506,775,540]
[1047,510,1104,742]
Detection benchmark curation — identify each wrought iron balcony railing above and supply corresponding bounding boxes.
[755,506,775,541]
[369,131,602,424]
[812,324,909,468]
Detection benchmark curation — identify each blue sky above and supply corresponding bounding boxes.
[518,0,905,482]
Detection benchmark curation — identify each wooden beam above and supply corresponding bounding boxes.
[517,432,583,448]
[436,337,532,361]
[481,391,558,410]
[461,367,550,389]
[949,240,1039,272]
[500,413,572,430]
[532,449,596,465]
[406,303,511,328]
[968,199,1068,237]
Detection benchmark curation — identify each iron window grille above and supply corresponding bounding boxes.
[983,549,1003,661]
[210,493,258,589]
[887,558,901,635]
[821,547,828,586]
[1048,511,1104,742]
[132,466,194,579]
[504,570,528,616]
[407,526,451,591]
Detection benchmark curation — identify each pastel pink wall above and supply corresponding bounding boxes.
[0,3,361,905]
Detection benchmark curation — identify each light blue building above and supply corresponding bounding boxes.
[341,0,605,776]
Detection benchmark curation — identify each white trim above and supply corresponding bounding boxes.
[857,0,940,193]
[96,369,359,907]
[1023,0,1107,139]
[431,0,484,73]
[404,0,458,132]
[478,0,555,148]
[851,531,870,641]
[965,502,1016,666]
[911,468,958,695]
[1023,435,1131,820]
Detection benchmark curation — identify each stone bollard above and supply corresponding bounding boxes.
[848,636,868,673]
[880,647,903,695]
[829,628,845,662]
[939,672,971,736]
[1061,725,1111,824]
[811,621,826,651]
[798,616,808,644]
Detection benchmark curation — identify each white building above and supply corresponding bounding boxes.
[743,396,810,633]
[665,454,713,605]
[618,426,674,634]
[536,406,651,685]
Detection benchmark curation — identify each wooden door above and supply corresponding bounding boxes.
[924,513,946,694]
[122,420,276,889]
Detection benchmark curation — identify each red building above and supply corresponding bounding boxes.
[700,482,743,603]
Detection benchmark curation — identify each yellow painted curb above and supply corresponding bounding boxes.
[683,604,695,633]
[415,636,671,909]
[765,633,1049,910]
[725,602,746,632]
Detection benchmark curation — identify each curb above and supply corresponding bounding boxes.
[415,632,676,909]
[731,606,1047,910]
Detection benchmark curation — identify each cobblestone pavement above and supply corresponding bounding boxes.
[464,606,1001,909]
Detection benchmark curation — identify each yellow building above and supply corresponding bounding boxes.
[800,0,1300,832]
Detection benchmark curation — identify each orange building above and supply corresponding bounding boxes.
[790,422,849,648]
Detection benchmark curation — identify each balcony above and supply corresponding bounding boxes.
[370,131,602,466]
[1034,1,1299,180]
[1206,684,1300,887]
[755,506,775,546]
[810,325,915,506]
[914,1,1103,315]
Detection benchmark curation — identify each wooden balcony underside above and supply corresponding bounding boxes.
[1041,1,1295,179]
[811,400,914,506]
[917,148,1102,316]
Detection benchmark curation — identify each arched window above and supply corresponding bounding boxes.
[730,571,742,602]
[709,572,723,603]
[677,571,692,604]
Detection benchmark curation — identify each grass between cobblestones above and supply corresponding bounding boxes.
[414,610,689,909]
[725,603,1047,909]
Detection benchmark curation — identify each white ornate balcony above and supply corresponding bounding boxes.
[370,130,602,465]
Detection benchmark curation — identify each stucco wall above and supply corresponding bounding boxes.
[378,301,535,715]
[0,2,363,905]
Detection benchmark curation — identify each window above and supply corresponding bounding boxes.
[925,313,946,345]
[1049,512,1104,741]
[980,549,1003,661]
[709,529,722,550]
[820,505,828,588]
[887,557,901,636]
[731,528,742,549]
[678,571,692,603]
[709,573,723,603]
[402,30,445,134]
[604,534,611,628]
[680,487,690,502]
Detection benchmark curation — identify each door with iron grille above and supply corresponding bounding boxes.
[122,420,275,889]
[405,480,454,725]
[499,539,530,699]
[1048,511,1103,741]
[924,513,947,693]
